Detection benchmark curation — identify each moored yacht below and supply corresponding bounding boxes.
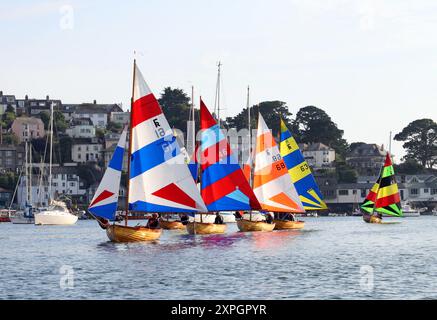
[34,200,78,225]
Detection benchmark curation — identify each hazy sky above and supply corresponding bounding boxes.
[1,0,436,161]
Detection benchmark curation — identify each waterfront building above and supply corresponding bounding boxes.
[72,101,123,128]
[0,92,17,114]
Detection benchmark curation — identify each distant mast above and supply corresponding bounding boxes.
[214,61,222,128]
[246,85,252,186]
[48,102,54,203]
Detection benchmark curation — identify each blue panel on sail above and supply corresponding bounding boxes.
[89,202,118,221]
[129,201,195,213]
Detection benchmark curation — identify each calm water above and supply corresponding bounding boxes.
[1,217,437,300]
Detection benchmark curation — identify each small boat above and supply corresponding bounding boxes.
[401,203,420,217]
[34,103,77,226]
[35,200,78,225]
[159,215,185,230]
[0,209,11,223]
[273,219,304,230]
[239,113,304,232]
[186,221,227,235]
[236,219,275,232]
[106,224,162,242]
[88,61,207,242]
[279,119,328,211]
[190,99,260,235]
[361,152,403,224]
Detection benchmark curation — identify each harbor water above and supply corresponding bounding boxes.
[1,216,437,300]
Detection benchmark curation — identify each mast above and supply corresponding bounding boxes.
[24,132,28,206]
[29,136,32,207]
[125,59,136,226]
[389,131,392,155]
[246,85,252,187]
[48,102,54,203]
[214,61,222,128]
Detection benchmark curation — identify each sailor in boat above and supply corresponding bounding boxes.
[265,212,274,224]
[96,216,110,230]
[180,213,189,225]
[214,213,224,224]
[146,213,160,229]
[234,211,244,220]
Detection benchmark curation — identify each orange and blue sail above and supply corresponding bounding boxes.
[279,119,328,210]
[88,129,127,220]
[199,99,261,211]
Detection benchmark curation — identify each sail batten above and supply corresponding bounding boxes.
[253,115,305,213]
[279,119,328,210]
[128,64,207,213]
[199,100,260,211]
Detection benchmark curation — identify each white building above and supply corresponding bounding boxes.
[16,164,87,208]
[299,143,336,168]
[71,138,103,163]
[72,102,123,128]
[110,111,130,126]
[66,118,96,138]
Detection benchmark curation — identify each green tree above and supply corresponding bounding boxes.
[394,159,425,175]
[0,172,18,191]
[394,119,437,168]
[53,111,68,134]
[293,106,348,156]
[1,111,16,128]
[158,87,192,136]
[226,101,293,137]
[39,111,50,130]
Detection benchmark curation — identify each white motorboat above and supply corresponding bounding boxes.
[34,200,78,225]
[401,203,420,217]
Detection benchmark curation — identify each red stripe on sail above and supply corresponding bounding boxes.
[365,190,377,202]
[131,94,162,128]
[201,169,261,209]
[384,153,392,167]
[89,190,114,208]
[200,140,232,170]
[200,99,217,129]
[375,193,400,208]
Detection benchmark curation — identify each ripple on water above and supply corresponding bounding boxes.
[1,217,437,299]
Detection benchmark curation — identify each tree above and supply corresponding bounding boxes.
[226,101,293,137]
[293,106,348,156]
[1,111,16,128]
[158,87,192,136]
[394,119,437,169]
[394,159,425,175]
[39,111,50,130]
[53,111,68,134]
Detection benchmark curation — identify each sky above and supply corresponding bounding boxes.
[1,0,436,162]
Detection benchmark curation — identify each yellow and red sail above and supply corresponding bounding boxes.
[252,114,305,213]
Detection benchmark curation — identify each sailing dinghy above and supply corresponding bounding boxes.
[277,119,328,229]
[361,152,403,223]
[186,99,261,234]
[237,114,305,232]
[89,61,207,242]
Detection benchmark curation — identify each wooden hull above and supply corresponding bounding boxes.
[186,222,227,235]
[160,219,185,230]
[273,219,305,230]
[106,224,162,242]
[236,219,275,232]
[363,214,382,224]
